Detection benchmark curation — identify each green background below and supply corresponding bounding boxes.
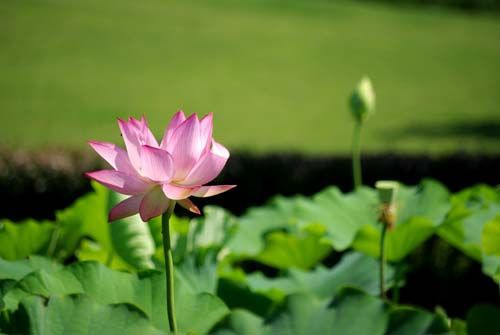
[1,0,499,153]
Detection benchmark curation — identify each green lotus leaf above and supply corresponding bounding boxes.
[1,260,228,334]
[353,179,450,261]
[0,220,54,260]
[6,294,165,335]
[215,288,450,335]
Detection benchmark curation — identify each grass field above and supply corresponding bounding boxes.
[1,0,500,154]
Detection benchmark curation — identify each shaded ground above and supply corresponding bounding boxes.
[387,119,500,140]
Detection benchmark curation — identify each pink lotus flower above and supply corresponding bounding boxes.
[86,111,235,222]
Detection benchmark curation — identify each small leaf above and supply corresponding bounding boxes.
[0,220,54,260]
[256,231,331,270]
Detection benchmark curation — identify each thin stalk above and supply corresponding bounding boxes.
[162,201,177,334]
[379,223,388,299]
[351,122,363,190]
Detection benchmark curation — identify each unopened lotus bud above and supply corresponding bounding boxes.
[376,180,398,229]
[376,180,398,205]
[350,77,376,123]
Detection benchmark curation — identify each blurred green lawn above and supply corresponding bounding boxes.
[1,0,500,154]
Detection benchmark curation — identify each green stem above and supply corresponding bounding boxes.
[351,121,363,190]
[162,201,177,334]
[379,223,388,299]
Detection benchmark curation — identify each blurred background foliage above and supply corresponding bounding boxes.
[1,0,500,153]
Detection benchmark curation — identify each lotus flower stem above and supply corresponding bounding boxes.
[379,223,388,299]
[162,201,177,334]
[351,122,362,189]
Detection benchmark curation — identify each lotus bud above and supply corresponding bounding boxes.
[375,180,398,229]
[350,77,376,123]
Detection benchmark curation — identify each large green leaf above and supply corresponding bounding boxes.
[2,267,83,311]
[386,306,451,335]
[295,186,379,250]
[0,255,62,322]
[224,195,334,269]
[255,231,331,270]
[0,281,10,311]
[188,206,238,251]
[75,239,135,271]
[225,195,304,258]
[224,180,450,267]
[214,309,264,335]
[220,180,450,269]
[158,206,238,266]
[450,319,468,335]
[438,184,500,282]
[54,182,109,259]
[0,183,152,271]
[438,184,500,260]
[215,288,450,335]
[0,256,62,281]
[353,179,450,261]
[7,295,165,335]
[243,252,394,302]
[0,220,54,260]
[483,218,500,256]
[58,183,156,271]
[482,218,500,282]
[1,260,228,334]
[217,277,277,318]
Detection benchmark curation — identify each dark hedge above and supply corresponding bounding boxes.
[1,149,499,221]
[359,0,500,11]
